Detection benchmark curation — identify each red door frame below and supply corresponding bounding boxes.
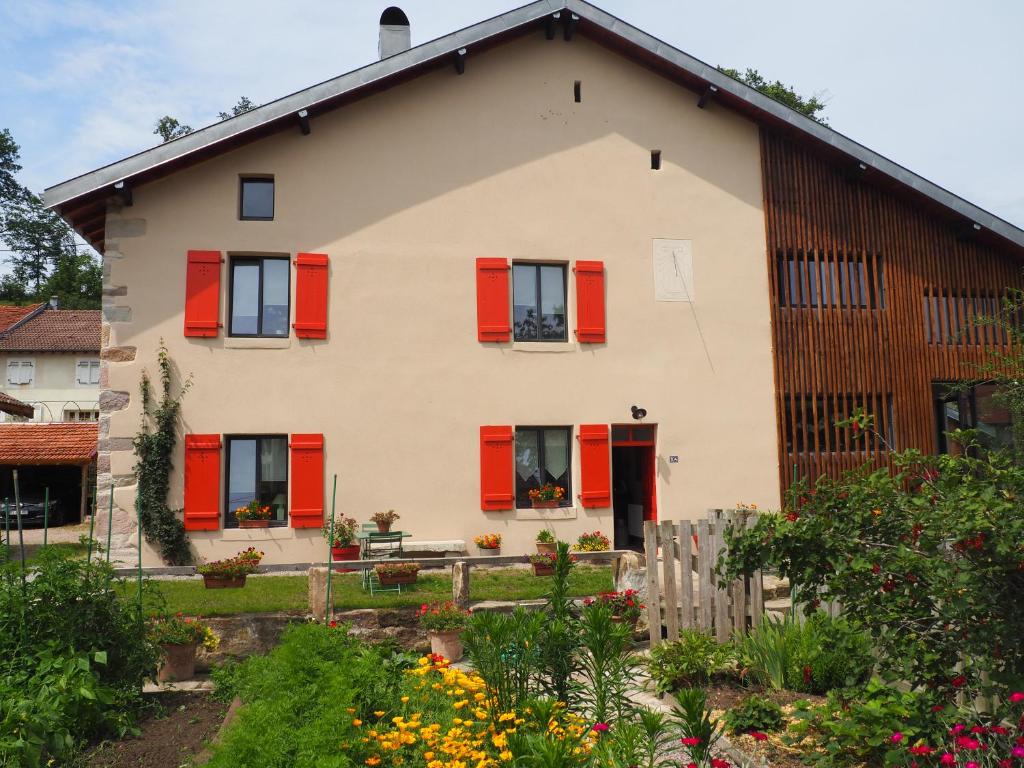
[611,425,657,521]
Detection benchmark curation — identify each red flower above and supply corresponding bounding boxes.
[1009,692,1024,703]
[909,746,934,756]
[681,737,702,746]
[951,675,967,688]
[328,620,338,628]
[749,732,768,741]
[785,512,800,522]
[711,760,730,768]
[931,705,946,712]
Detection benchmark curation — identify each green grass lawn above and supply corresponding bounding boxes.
[119,565,614,616]
[1,540,90,566]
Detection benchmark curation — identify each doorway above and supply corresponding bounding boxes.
[611,424,656,551]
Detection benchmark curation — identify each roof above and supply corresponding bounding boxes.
[0,422,98,465]
[0,303,43,333]
[0,308,101,353]
[42,0,1024,255]
[0,392,34,419]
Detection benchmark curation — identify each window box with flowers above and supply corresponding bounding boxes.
[535,528,557,555]
[529,483,566,509]
[418,601,471,661]
[473,533,502,556]
[375,561,420,586]
[323,515,359,567]
[529,551,577,576]
[371,509,400,533]
[148,614,220,682]
[196,547,264,588]
[235,500,273,529]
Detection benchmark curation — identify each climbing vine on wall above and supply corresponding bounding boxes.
[133,341,193,565]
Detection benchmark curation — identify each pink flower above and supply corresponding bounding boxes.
[1010,692,1024,703]
[955,736,981,750]
[966,763,979,768]
[1012,746,1024,758]
[940,755,956,766]
[891,732,904,743]
[681,737,701,746]
[950,724,966,735]
[592,722,609,733]
[749,732,768,741]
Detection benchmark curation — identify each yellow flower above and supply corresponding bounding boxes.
[374,711,385,718]
[499,750,513,761]
[346,707,356,714]
[352,719,363,727]
[401,696,410,704]
[365,758,380,766]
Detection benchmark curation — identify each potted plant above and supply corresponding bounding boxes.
[418,601,471,661]
[535,529,557,555]
[586,590,645,626]
[371,509,400,533]
[148,614,220,683]
[473,532,502,556]
[574,530,611,552]
[375,561,419,586]
[235,499,272,528]
[323,516,359,566]
[196,547,264,588]
[528,483,565,509]
[529,552,557,576]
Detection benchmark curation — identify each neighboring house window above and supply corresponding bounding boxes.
[239,177,274,220]
[934,382,1013,455]
[5,359,34,385]
[514,426,572,507]
[229,257,290,337]
[225,435,288,527]
[783,393,894,454]
[64,409,99,422]
[512,263,567,341]
[776,250,884,309]
[76,359,100,386]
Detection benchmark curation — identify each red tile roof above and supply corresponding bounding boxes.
[0,303,42,333]
[0,392,34,419]
[0,308,101,352]
[0,422,98,465]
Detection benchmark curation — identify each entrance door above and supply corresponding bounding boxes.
[611,424,656,551]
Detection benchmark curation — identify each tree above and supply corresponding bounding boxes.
[217,96,257,120]
[154,96,258,144]
[718,67,828,123]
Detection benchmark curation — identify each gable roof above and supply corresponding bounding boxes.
[0,392,34,419]
[0,308,101,353]
[0,303,43,333]
[0,422,98,465]
[42,0,1024,255]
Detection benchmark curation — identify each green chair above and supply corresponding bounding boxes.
[363,532,406,593]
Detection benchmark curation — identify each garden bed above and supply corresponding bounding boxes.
[83,692,227,768]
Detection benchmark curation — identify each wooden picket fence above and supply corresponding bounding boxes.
[642,509,765,647]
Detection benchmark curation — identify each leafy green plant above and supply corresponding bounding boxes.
[462,607,544,720]
[536,529,556,543]
[723,694,783,735]
[672,687,723,767]
[538,541,581,702]
[575,597,637,724]
[134,341,193,565]
[322,515,358,547]
[646,630,734,695]
[196,547,264,578]
[148,614,219,649]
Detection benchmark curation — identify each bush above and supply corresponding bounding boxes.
[646,630,734,695]
[723,695,783,735]
[736,612,873,694]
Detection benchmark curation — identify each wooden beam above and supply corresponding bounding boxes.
[697,84,718,109]
[454,48,466,75]
[297,109,310,135]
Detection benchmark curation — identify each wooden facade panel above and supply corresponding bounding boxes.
[761,130,1023,496]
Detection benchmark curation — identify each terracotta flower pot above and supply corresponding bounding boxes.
[376,522,392,533]
[239,519,269,529]
[202,574,247,589]
[532,563,555,576]
[157,642,197,683]
[379,572,417,586]
[428,630,464,662]
[332,544,361,573]
[532,499,559,509]
[535,542,557,555]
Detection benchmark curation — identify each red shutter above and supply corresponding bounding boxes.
[290,433,324,528]
[184,250,222,337]
[480,426,515,510]
[184,434,221,530]
[578,424,611,508]
[574,260,606,343]
[476,258,510,342]
[293,253,329,339]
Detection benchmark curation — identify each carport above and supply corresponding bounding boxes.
[0,422,98,525]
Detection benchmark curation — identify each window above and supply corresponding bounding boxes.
[776,249,884,309]
[64,409,99,422]
[6,359,34,385]
[783,393,894,454]
[225,436,288,527]
[239,177,274,220]
[76,359,100,386]
[514,426,571,507]
[512,264,567,341]
[934,383,1013,454]
[923,289,1012,345]
[229,257,290,336]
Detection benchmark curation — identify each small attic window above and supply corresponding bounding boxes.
[240,177,274,220]
[650,150,662,170]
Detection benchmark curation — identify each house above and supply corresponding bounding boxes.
[42,2,1024,565]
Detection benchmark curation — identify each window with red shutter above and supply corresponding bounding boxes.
[574,260,606,343]
[476,258,510,342]
[293,253,329,339]
[578,424,611,508]
[184,250,222,337]
[480,426,514,510]
[289,433,324,528]
[184,434,222,530]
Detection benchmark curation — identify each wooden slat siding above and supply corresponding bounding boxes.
[678,519,695,629]
[762,130,1024,496]
[659,519,680,641]
[643,521,662,648]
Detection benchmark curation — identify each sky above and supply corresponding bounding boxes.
[1,0,1022,232]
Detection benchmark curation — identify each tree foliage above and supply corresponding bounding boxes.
[718,67,828,123]
[154,96,258,143]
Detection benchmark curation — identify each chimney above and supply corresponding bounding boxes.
[379,7,410,59]
[49,295,59,310]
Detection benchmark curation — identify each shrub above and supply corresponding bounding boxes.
[723,695,783,735]
[647,630,734,695]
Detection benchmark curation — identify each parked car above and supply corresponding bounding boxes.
[4,497,63,528]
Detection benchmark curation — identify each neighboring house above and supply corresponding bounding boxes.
[42,3,1024,565]
[0,302,102,423]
